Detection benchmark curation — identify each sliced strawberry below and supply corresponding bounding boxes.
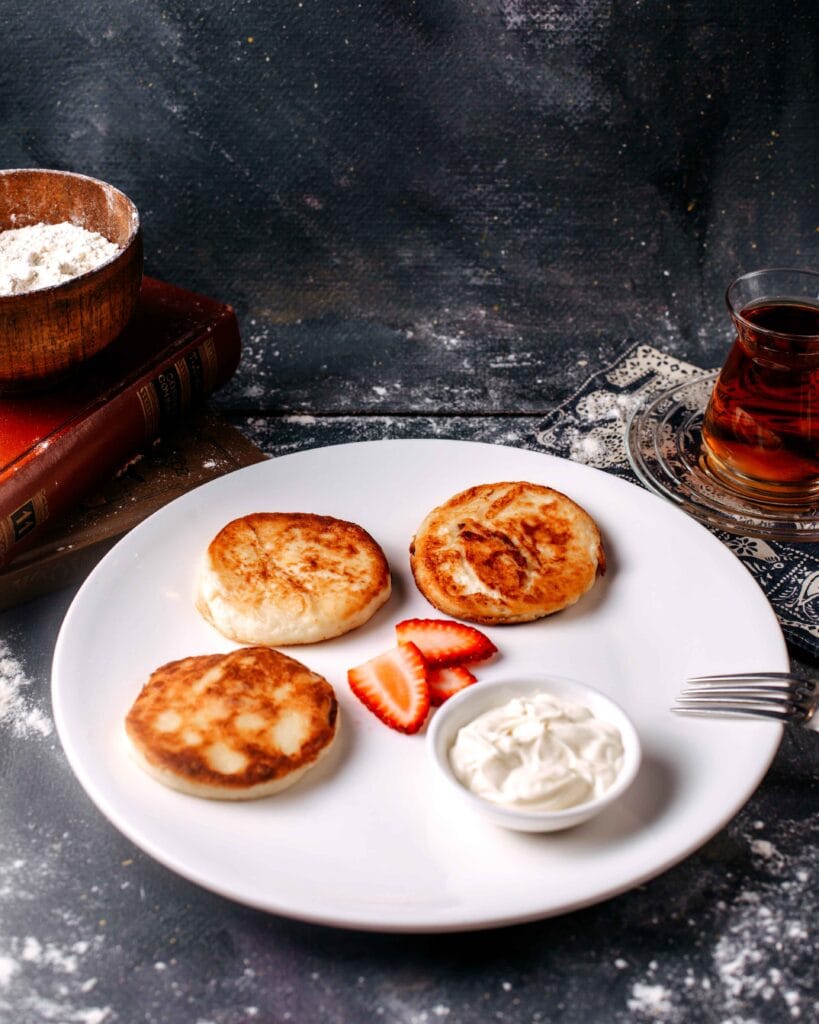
[395,618,497,667]
[347,642,430,734]
[428,665,477,706]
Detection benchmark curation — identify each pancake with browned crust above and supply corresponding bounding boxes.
[124,647,338,799]
[196,512,391,646]
[410,481,605,625]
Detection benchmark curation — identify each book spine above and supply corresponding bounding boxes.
[0,311,241,568]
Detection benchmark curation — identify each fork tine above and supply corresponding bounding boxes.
[678,689,810,710]
[680,684,810,702]
[676,696,800,714]
[675,693,814,720]
[688,672,816,692]
[685,677,816,699]
[671,703,793,723]
[687,672,794,683]
[682,683,796,696]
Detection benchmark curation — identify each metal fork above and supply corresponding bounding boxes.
[672,672,818,730]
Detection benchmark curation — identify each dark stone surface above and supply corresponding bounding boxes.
[0,2,817,1022]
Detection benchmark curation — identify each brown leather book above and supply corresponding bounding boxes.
[0,409,266,611]
[0,277,242,567]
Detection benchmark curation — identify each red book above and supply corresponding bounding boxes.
[0,277,241,567]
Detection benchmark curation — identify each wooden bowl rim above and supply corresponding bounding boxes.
[0,168,141,303]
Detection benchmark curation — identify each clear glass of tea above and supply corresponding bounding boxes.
[700,268,819,503]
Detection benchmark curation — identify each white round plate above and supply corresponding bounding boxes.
[52,440,787,932]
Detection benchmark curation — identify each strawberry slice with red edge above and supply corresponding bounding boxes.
[428,665,478,706]
[395,618,497,667]
[347,641,430,734]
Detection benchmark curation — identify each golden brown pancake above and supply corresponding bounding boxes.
[410,481,605,624]
[124,647,338,799]
[196,512,391,645]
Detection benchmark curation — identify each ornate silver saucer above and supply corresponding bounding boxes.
[625,373,819,542]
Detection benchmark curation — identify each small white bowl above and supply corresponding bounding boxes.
[426,675,642,833]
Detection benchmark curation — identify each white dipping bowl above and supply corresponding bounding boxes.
[426,675,642,833]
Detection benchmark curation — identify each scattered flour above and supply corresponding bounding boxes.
[0,956,18,987]
[0,931,111,1023]
[0,641,52,738]
[576,388,635,424]
[628,982,674,1016]
[282,414,317,425]
[0,222,120,296]
[750,839,778,861]
[712,889,810,1018]
[617,815,817,1023]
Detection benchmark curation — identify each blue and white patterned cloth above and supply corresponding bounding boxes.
[536,343,819,661]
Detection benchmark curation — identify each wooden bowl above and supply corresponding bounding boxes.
[0,168,142,393]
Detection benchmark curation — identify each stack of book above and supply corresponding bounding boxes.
[0,277,264,610]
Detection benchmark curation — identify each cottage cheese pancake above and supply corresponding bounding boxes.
[124,647,338,800]
[196,512,391,645]
[410,481,605,624]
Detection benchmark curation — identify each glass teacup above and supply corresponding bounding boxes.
[701,268,819,503]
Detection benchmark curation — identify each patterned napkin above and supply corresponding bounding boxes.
[535,343,819,660]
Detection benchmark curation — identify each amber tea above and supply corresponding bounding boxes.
[701,271,819,500]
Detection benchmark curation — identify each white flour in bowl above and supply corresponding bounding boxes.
[0,221,120,296]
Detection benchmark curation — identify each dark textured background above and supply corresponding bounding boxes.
[1,0,816,412]
[1,2,817,1023]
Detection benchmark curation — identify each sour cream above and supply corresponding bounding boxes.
[448,692,624,812]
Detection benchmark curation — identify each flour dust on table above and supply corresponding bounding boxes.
[0,820,112,1024]
[0,640,51,739]
[611,808,816,1024]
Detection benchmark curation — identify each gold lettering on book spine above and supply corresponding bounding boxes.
[174,354,192,408]
[0,489,49,558]
[200,336,218,393]
[134,333,221,445]
[136,383,161,442]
